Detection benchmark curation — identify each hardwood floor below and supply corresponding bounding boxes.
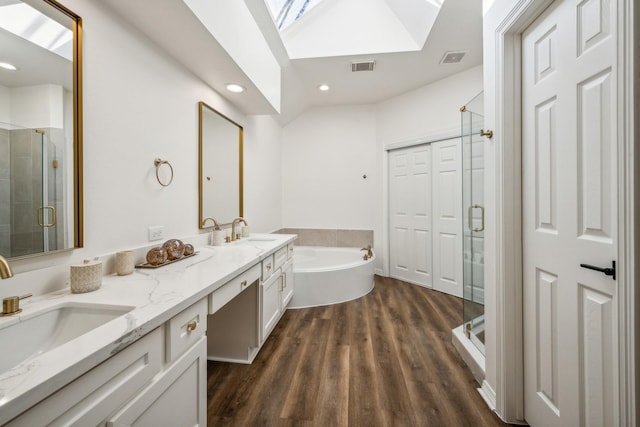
[207,275,509,426]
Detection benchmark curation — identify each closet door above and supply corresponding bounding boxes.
[388,145,432,287]
[432,139,463,297]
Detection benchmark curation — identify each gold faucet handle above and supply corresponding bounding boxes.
[1,294,32,316]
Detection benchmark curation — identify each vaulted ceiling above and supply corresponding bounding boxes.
[105,0,483,124]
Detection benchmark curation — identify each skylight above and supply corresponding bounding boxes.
[266,0,325,31]
[0,3,72,61]
[269,0,445,60]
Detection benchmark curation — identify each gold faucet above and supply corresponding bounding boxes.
[202,217,221,245]
[202,217,220,230]
[231,217,248,242]
[360,245,373,260]
[0,256,32,316]
[1,294,32,316]
[0,255,13,279]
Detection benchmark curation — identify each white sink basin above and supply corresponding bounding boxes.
[0,302,133,374]
[233,237,277,245]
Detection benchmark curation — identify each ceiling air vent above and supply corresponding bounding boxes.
[351,60,376,72]
[440,51,467,64]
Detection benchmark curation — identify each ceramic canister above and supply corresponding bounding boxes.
[115,250,135,275]
[211,229,225,246]
[70,259,102,293]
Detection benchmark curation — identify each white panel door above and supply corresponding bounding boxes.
[432,139,463,297]
[388,145,432,287]
[522,0,618,425]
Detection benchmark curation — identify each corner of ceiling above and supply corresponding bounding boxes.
[183,0,282,114]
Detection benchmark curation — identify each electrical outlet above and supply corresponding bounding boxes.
[148,226,164,241]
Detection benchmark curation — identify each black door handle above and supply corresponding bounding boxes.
[580,260,616,280]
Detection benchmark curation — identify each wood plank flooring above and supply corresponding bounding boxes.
[207,275,509,426]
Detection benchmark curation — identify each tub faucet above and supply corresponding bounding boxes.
[231,217,248,241]
[0,255,13,279]
[360,245,373,260]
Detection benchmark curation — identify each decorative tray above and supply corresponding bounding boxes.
[135,251,199,269]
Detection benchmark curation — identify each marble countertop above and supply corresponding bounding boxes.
[0,233,296,425]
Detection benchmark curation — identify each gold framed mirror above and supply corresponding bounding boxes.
[0,0,82,259]
[198,101,243,228]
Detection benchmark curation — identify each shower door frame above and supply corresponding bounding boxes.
[461,104,485,355]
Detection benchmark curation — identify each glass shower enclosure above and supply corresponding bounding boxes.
[0,122,63,258]
[461,92,485,355]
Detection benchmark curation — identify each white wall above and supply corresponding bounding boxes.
[244,114,283,232]
[7,0,283,278]
[377,65,483,145]
[0,85,9,123]
[11,84,64,128]
[282,105,377,229]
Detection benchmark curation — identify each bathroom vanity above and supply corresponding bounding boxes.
[0,234,295,426]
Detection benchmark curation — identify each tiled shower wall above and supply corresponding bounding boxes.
[0,129,9,256]
[275,228,373,248]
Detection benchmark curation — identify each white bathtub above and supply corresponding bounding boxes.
[289,246,375,309]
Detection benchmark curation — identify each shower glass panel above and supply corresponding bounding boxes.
[461,92,485,355]
[0,122,63,257]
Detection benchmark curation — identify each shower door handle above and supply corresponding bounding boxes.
[37,206,56,227]
[467,205,484,232]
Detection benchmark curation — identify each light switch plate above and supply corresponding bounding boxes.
[148,226,164,241]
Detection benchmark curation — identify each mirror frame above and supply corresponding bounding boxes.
[48,0,84,250]
[3,0,83,259]
[198,101,243,229]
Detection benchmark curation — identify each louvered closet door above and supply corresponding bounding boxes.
[522,0,618,425]
[388,145,432,287]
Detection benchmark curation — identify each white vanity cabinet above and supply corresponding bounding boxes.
[106,298,208,427]
[6,299,208,427]
[261,269,282,341]
[260,245,295,345]
[105,338,206,427]
[281,259,294,308]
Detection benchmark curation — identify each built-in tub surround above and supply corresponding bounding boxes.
[290,246,375,308]
[0,233,296,425]
[275,228,372,248]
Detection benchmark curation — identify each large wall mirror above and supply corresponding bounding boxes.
[0,0,83,259]
[198,101,243,228]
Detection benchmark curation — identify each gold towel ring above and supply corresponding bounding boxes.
[154,158,174,187]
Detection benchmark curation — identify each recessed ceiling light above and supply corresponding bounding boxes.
[226,84,245,93]
[318,84,330,92]
[0,62,17,71]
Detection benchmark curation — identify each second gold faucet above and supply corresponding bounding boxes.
[231,217,248,242]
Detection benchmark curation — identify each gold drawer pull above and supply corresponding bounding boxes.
[186,321,197,332]
[266,263,272,271]
[241,280,248,287]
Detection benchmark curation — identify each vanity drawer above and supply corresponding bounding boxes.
[7,328,164,427]
[209,263,261,315]
[166,298,207,362]
[287,243,294,260]
[262,255,275,280]
[274,246,288,271]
